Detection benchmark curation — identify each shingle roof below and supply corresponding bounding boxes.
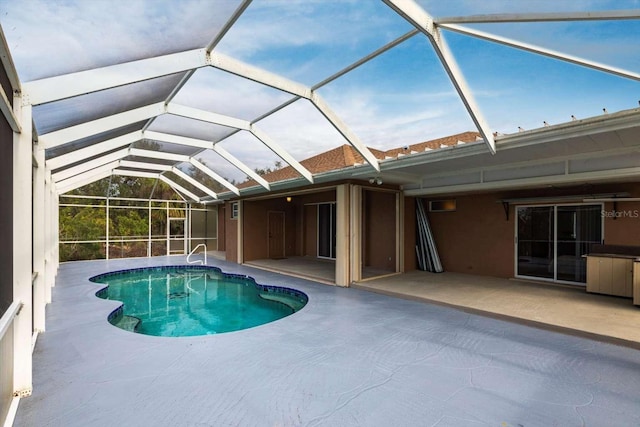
[237,131,481,189]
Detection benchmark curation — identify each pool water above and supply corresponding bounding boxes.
[91,266,308,337]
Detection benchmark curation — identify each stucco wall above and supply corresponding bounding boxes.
[404,197,417,272]
[225,202,237,263]
[363,190,396,271]
[243,198,297,261]
[422,182,640,279]
[426,193,514,278]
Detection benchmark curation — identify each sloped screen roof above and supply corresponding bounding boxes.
[1,0,639,200]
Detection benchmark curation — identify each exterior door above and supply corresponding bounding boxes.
[516,204,602,283]
[268,211,285,259]
[318,203,336,259]
[168,218,186,255]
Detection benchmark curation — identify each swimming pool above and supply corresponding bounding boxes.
[91,265,308,337]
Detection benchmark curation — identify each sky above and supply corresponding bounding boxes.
[1,0,639,184]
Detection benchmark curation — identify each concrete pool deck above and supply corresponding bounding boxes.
[16,256,640,426]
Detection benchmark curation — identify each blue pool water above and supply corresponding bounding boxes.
[91,266,308,337]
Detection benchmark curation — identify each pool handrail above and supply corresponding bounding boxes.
[187,243,207,265]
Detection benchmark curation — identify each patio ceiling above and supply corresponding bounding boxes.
[2,1,640,202]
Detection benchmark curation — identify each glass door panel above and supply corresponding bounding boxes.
[556,205,602,282]
[517,206,554,279]
[318,203,336,259]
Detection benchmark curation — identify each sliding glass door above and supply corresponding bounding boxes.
[318,203,336,259]
[516,204,602,283]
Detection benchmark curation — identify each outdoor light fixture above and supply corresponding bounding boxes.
[286,196,292,202]
[369,178,383,185]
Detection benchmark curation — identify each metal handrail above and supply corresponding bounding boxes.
[0,300,22,342]
[187,243,207,265]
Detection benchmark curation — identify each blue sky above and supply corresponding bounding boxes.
[1,0,639,182]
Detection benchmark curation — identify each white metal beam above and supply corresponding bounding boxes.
[46,130,142,170]
[56,167,114,194]
[190,158,240,196]
[143,130,269,190]
[310,92,381,171]
[435,10,640,24]
[172,166,218,199]
[206,0,254,52]
[0,82,20,132]
[250,124,314,183]
[52,147,129,182]
[112,169,159,179]
[439,23,640,82]
[167,103,251,130]
[128,147,190,163]
[159,175,200,202]
[213,144,270,190]
[24,49,208,105]
[119,160,172,172]
[210,52,311,98]
[0,25,21,92]
[143,130,215,150]
[382,0,496,154]
[40,103,165,149]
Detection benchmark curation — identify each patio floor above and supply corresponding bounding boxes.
[15,256,640,426]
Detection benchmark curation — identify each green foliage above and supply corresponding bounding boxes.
[59,173,184,261]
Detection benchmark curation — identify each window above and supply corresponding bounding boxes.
[429,199,456,212]
[230,202,238,219]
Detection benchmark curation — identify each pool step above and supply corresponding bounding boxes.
[114,314,141,332]
[259,293,305,311]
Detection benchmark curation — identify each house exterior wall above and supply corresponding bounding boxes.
[363,190,396,271]
[304,205,317,257]
[403,197,417,272]
[426,193,514,278]
[243,198,297,261]
[0,75,12,316]
[217,205,225,251]
[422,182,640,279]
[225,202,238,263]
